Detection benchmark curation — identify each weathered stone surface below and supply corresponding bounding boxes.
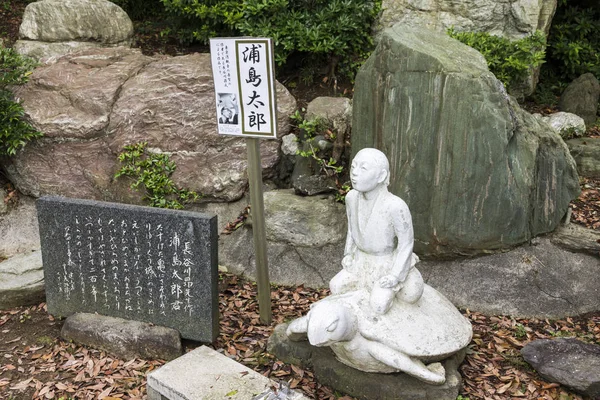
[352,24,579,258]
[3,139,120,200]
[263,190,345,246]
[305,96,352,163]
[0,195,40,259]
[38,197,219,342]
[419,238,600,318]
[62,313,182,360]
[281,133,299,156]
[293,174,338,196]
[521,339,600,398]
[107,53,296,202]
[12,47,153,140]
[566,137,600,178]
[14,40,104,62]
[551,223,600,256]
[542,111,586,139]
[3,49,297,203]
[19,0,133,44]
[268,323,465,400]
[219,190,345,287]
[377,0,557,39]
[147,346,309,400]
[0,188,6,214]
[0,250,45,310]
[559,73,600,126]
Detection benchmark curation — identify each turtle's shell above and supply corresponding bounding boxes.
[338,285,472,361]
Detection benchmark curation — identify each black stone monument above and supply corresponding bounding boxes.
[37,197,219,342]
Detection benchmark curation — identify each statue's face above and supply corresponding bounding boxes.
[350,154,384,192]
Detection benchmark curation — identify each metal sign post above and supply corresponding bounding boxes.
[210,37,277,324]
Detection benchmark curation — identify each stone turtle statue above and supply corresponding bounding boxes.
[286,287,472,385]
[285,148,473,385]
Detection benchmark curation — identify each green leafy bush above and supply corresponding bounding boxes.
[447,28,546,92]
[545,1,600,82]
[110,0,165,20]
[159,0,381,79]
[0,45,42,156]
[115,142,200,209]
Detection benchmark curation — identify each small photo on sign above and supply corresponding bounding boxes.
[218,93,239,125]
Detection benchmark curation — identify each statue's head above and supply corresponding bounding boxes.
[350,148,390,192]
[306,300,356,347]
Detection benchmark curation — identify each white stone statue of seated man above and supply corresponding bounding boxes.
[330,148,424,314]
[285,148,473,385]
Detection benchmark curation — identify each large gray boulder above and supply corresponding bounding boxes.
[419,237,600,318]
[378,0,557,39]
[521,339,600,398]
[0,251,45,309]
[2,48,297,203]
[566,137,600,178]
[15,0,134,61]
[559,73,600,126]
[19,0,133,43]
[352,24,579,258]
[219,190,346,287]
[0,196,40,259]
[62,313,182,361]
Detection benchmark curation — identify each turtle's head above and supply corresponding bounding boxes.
[306,299,357,347]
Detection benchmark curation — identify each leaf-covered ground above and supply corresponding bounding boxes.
[1,274,598,400]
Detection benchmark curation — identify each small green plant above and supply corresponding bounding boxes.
[0,45,42,156]
[447,28,546,92]
[115,142,200,209]
[292,110,347,196]
[514,323,527,339]
[456,396,470,400]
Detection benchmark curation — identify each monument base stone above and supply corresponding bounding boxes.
[268,324,466,400]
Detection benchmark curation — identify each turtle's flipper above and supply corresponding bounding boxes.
[367,341,446,385]
[286,316,309,341]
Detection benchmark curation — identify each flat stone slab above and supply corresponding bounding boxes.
[419,238,600,318]
[62,313,182,360]
[0,250,45,309]
[521,338,600,398]
[37,196,219,342]
[268,324,465,400]
[147,346,310,400]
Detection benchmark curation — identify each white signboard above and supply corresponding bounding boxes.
[210,38,278,139]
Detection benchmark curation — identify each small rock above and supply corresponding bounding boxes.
[61,313,182,360]
[565,137,600,179]
[551,223,600,256]
[543,112,586,139]
[293,174,337,196]
[559,73,600,126]
[521,338,600,398]
[0,195,41,259]
[0,251,45,310]
[281,133,299,156]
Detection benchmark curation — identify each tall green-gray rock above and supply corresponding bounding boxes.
[352,24,579,258]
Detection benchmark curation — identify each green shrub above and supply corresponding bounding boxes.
[159,0,381,79]
[447,28,546,92]
[110,0,165,20]
[115,142,200,209]
[545,1,600,82]
[0,45,42,156]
